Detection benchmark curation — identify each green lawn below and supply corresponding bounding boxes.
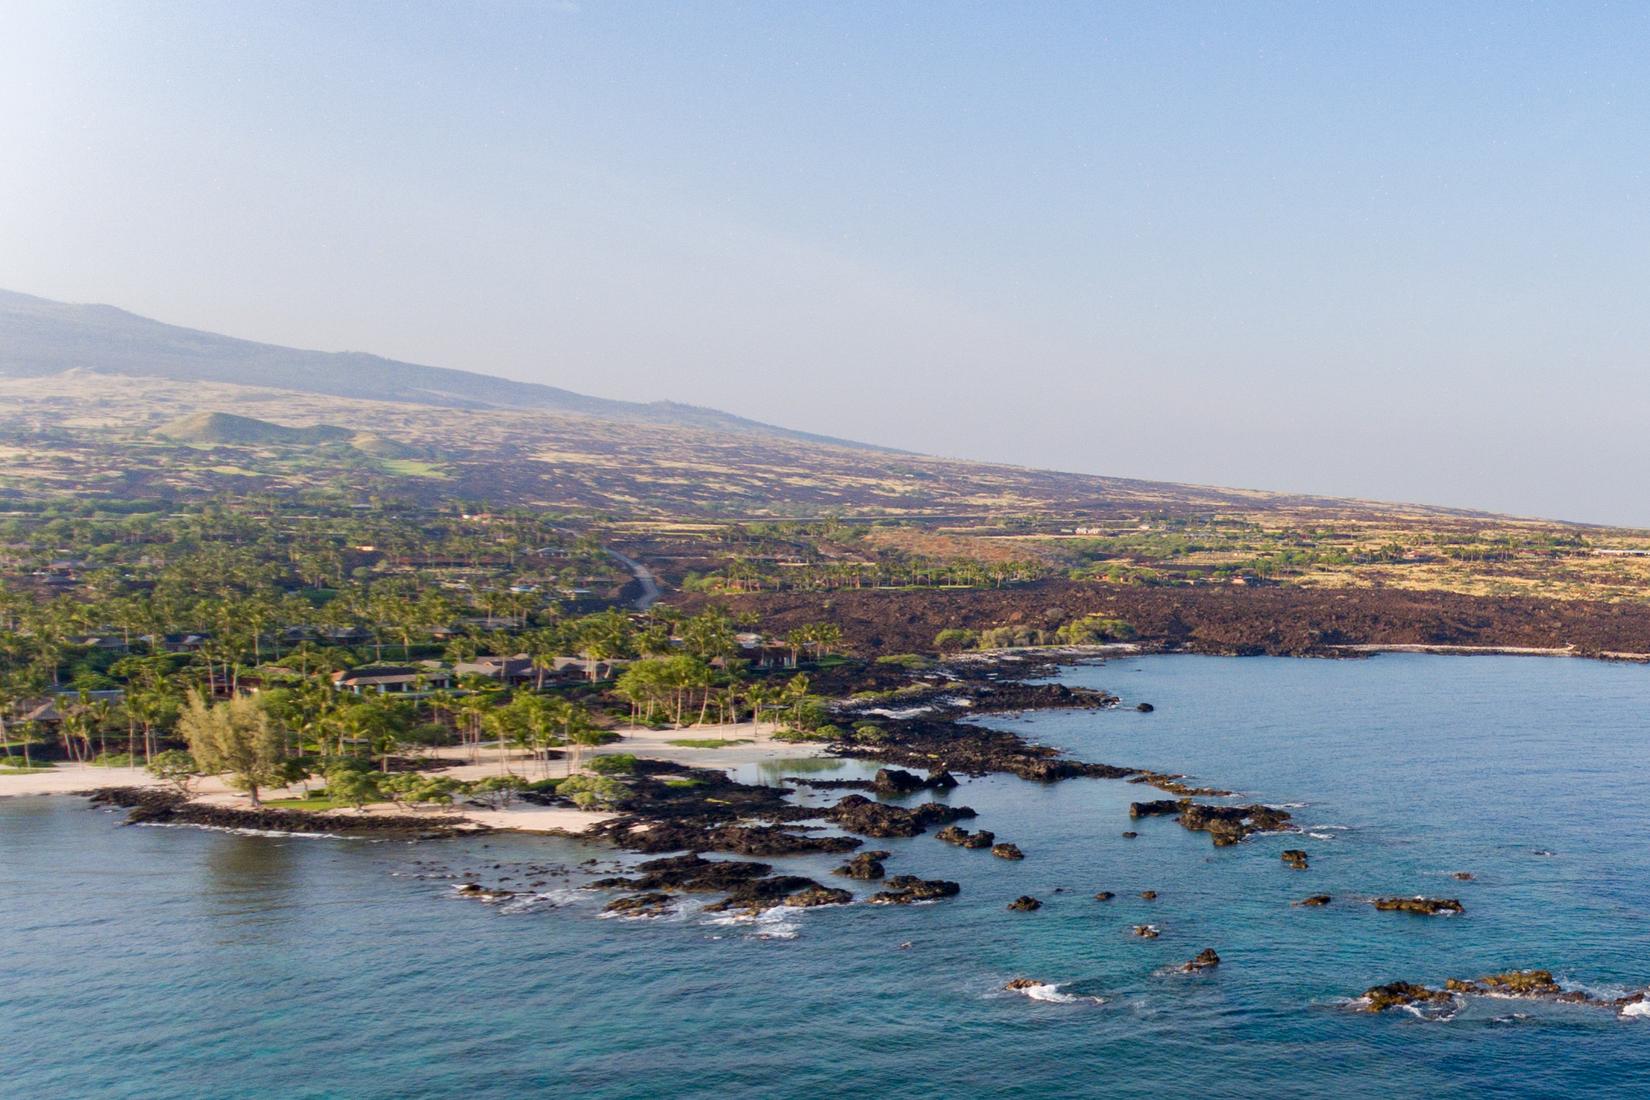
[262,795,354,811]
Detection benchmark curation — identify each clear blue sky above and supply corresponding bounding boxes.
[3,2,1647,523]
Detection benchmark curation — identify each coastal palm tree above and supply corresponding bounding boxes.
[524,627,563,691]
[560,703,603,777]
[745,682,776,741]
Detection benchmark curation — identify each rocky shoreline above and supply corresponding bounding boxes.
[77,654,1650,1021]
[80,656,1294,920]
[88,787,483,838]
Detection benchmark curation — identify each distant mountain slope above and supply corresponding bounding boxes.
[0,289,884,450]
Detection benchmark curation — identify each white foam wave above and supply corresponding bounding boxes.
[1556,978,1636,1002]
[702,906,801,940]
[597,893,708,923]
[1620,999,1650,1019]
[136,821,351,840]
[499,886,589,914]
[1008,981,1104,1005]
[1400,1001,1460,1023]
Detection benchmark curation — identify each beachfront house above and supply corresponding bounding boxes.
[20,689,128,726]
[552,655,625,681]
[331,663,453,695]
[735,632,793,668]
[453,655,537,685]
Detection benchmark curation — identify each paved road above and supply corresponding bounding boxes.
[607,549,662,610]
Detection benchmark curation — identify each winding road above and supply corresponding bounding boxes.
[607,549,662,610]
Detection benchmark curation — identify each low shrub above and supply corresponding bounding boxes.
[773,724,844,743]
[468,775,529,809]
[145,749,197,791]
[90,752,138,768]
[849,722,888,744]
[588,753,638,775]
[874,653,929,669]
[557,774,628,809]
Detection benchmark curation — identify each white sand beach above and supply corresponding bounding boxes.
[0,721,828,834]
[425,722,828,777]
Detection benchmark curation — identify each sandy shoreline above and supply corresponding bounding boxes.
[1328,643,1582,657]
[0,721,830,835]
[0,764,180,798]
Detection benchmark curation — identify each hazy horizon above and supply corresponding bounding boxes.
[4,2,1648,525]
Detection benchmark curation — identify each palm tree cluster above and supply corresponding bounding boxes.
[0,500,847,783]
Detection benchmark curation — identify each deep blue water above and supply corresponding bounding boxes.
[4,654,1649,1098]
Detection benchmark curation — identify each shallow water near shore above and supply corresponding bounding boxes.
[4,654,1649,1098]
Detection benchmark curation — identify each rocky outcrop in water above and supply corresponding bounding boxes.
[781,776,875,791]
[453,882,516,902]
[1182,948,1221,971]
[1093,891,1115,901]
[832,851,890,880]
[867,877,961,905]
[703,875,832,914]
[1133,924,1160,938]
[784,885,853,908]
[1129,772,1233,798]
[1281,849,1310,869]
[1177,802,1295,845]
[590,852,772,893]
[991,842,1024,860]
[873,768,928,795]
[1359,970,1649,1016]
[1129,798,1295,846]
[1007,895,1042,911]
[1447,970,1571,997]
[792,767,960,795]
[590,852,859,914]
[589,817,861,857]
[603,892,673,916]
[1360,981,1452,1013]
[1296,894,1332,907]
[935,824,995,849]
[842,682,1139,783]
[824,795,977,838]
[1372,896,1463,915]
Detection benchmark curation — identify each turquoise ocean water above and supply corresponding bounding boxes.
[4,654,1648,1098]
